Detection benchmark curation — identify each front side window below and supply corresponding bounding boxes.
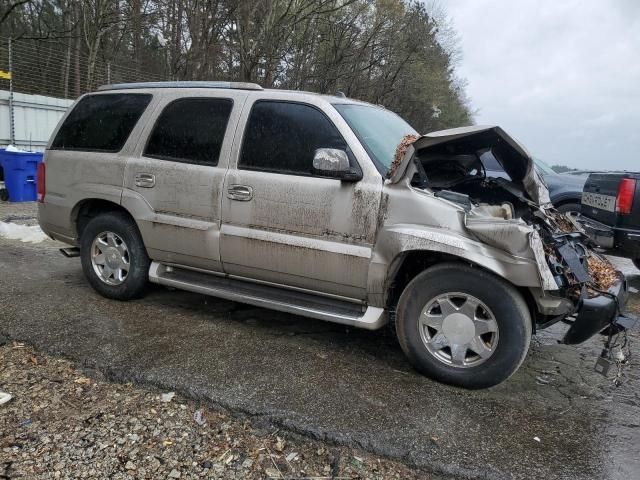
[239,101,349,175]
[334,104,417,174]
[144,98,233,166]
[51,93,151,152]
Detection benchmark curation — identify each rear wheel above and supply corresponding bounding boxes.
[395,263,532,389]
[557,202,581,220]
[80,212,149,300]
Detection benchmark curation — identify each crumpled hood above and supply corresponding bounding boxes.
[389,125,552,205]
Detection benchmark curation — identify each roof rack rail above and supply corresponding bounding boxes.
[98,81,263,91]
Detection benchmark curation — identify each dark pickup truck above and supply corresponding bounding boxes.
[580,172,640,270]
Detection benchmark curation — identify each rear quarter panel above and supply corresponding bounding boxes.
[38,92,158,243]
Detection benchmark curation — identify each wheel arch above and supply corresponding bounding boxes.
[385,251,539,335]
[385,250,536,311]
[552,194,582,209]
[72,198,136,240]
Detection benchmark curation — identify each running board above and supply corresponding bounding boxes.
[59,247,80,258]
[148,262,386,330]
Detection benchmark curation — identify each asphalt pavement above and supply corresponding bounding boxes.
[1,205,639,480]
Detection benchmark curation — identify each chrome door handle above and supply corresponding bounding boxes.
[227,184,253,201]
[135,173,156,188]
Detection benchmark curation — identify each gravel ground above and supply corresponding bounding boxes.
[0,342,436,480]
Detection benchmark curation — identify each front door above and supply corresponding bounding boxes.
[220,97,382,300]
[123,92,246,271]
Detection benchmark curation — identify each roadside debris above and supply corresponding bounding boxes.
[160,391,176,402]
[535,375,551,385]
[274,436,286,452]
[0,391,12,405]
[193,408,206,426]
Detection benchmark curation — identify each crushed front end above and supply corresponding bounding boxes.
[533,209,635,345]
[390,126,637,363]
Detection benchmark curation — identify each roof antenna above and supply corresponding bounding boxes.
[335,91,346,98]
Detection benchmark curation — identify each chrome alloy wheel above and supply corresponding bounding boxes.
[90,231,130,286]
[419,292,499,368]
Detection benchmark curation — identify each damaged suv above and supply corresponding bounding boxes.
[38,82,634,388]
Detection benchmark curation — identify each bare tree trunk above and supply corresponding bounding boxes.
[132,0,142,77]
[74,4,81,97]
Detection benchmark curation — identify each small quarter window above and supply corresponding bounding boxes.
[480,150,503,172]
[239,101,350,176]
[144,98,233,166]
[51,93,151,152]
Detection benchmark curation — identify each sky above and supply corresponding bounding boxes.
[443,0,640,170]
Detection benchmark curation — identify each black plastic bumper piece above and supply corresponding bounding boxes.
[562,278,628,345]
[579,215,640,258]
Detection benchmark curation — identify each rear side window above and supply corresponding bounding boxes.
[144,98,233,166]
[239,101,348,175]
[51,94,151,152]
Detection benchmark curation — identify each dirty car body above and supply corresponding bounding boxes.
[37,83,634,388]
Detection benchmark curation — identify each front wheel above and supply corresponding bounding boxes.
[395,263,532,389]
[80,211,150,300]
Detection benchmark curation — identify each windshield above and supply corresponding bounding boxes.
[334,104,417,174]
[533,158,555,175]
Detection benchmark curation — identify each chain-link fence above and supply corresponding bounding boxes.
[0,36,167,100]
[0,36,169,148]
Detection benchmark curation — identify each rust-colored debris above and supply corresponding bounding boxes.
[549,212,575,233]
[389,134,419,177]
[587,253,618,291]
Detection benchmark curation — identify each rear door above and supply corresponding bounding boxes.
[220,95,382,300]
[123,90,247,271]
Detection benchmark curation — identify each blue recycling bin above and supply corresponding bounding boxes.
[0,148,44,202]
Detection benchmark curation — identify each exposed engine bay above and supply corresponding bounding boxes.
[389,127,637,355]
[411,142,617,296]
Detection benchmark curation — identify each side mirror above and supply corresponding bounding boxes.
[312,148,361,181]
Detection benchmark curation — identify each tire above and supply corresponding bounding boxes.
[395,263,532,389]
[556,202,581,217]
[633,259,640,271]
[80,211,150,300]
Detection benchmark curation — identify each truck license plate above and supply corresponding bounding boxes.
[582,192,616,212]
